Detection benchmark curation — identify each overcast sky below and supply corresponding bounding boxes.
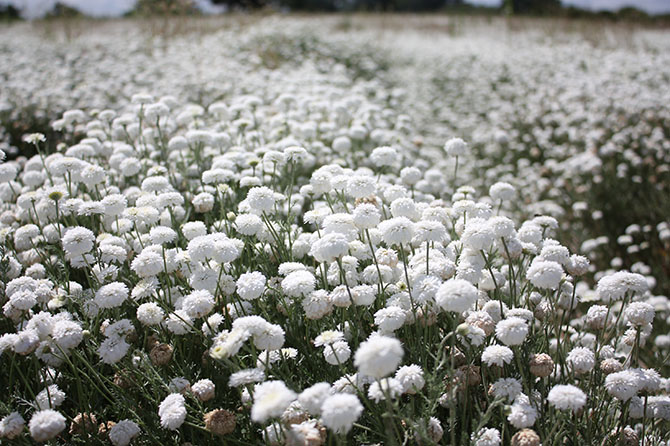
[470,0,670,13]
[2,0,669,18]
[0,0,225,18]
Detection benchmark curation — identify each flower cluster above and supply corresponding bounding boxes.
[0,16,669,446]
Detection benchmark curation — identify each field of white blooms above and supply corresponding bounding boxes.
[0,14,669,446]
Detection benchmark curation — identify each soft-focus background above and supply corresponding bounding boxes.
[2,0,670,18]
[1,1,670,445]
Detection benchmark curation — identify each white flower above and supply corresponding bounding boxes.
[566,254,590,276]
[158,393,186,430]
[191,379,216,402]
[444,138,467,156]
[309,233,350,263]
[98,335,130,364]
[395,364,425,394]
[62,227,95,257]
[320,393,363,434]
[109,420,141,446]
[605,371,640,401]
[251,381,297,423]
[547,385,587,412]
[8,290,36,311]
[624,302,655,326]
[596,271,648,302]
[137,302,165,325]
[507,394,537,428]
[370,146,398,167]
[526,259,563,290]
[354,335,404,379]
[130,250,164,278]
[490,378,522,401]
[246,186,276,213]
[346,175,376,199]
[0,412,25,439]
[487,216,516,238]
[235,213,264,236]
[352,284,376,306]
[314,330,344,347]
[481,345,513,367]
[566,347,595,375]
[539,242,570,266]
[400,166,422,186]
[298,382,331,415]
[586,305,609,329]
[390,197,420,220]
[181,221,207,240]
[95,282,129,309]
[252,322,285,351]
[169,377,191,394]
[368,377,403,402]
[378,217,415,246]
[36,384,66,410]
[228,368,265,387]
[51,320,83,350]
[237,272,266,300]
[281,270,316,298]
[495,317,528,346]
[353,203,381,229]
[302,290,333,320]
[472,427,501,446]
[374,307,406,333]
[29,410,66,442]
[489,182,515,201]
[435,279,478,314]
[323,340,351,365]
[414,220,448,243]
[181,290,215,319]
[461,218,495,251]
[166,310,193,335]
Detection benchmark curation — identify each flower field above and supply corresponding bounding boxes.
[0,15,669,446]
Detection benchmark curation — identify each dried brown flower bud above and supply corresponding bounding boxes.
[69,413,98,435]
[281,402,309,426]
[533,301,551,321]
[150,343,173,366]
[511,428,540,446]
[98,421,115,436]
[415,306,438,327]
[529,353,554,378]
[354,196,379,207]
[600,358,623,375]
[445,346,466,367]
[146,333,159,351]
[607,426,639,446]
[113,371,133,389]
[454,365,481,388]
[204,409,236,436]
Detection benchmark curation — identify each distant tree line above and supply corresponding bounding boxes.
[0,0,667,20]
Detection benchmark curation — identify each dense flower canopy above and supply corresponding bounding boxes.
[0,15,669,446]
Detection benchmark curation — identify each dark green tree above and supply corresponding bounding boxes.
[503,0,561,15]
[0,4,19,20]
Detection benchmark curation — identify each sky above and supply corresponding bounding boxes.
[2,0,670,18]
[0,0,225,18]
[470,0,670,14]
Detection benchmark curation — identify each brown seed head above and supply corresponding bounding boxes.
[204,409,236,436]
[98,421,115,436]
[150,343,173,366]
[511,429,541,446]
[454,365,481,388]
[600,358,623,375]
[69,412,98,435]
[529,353,554,378]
